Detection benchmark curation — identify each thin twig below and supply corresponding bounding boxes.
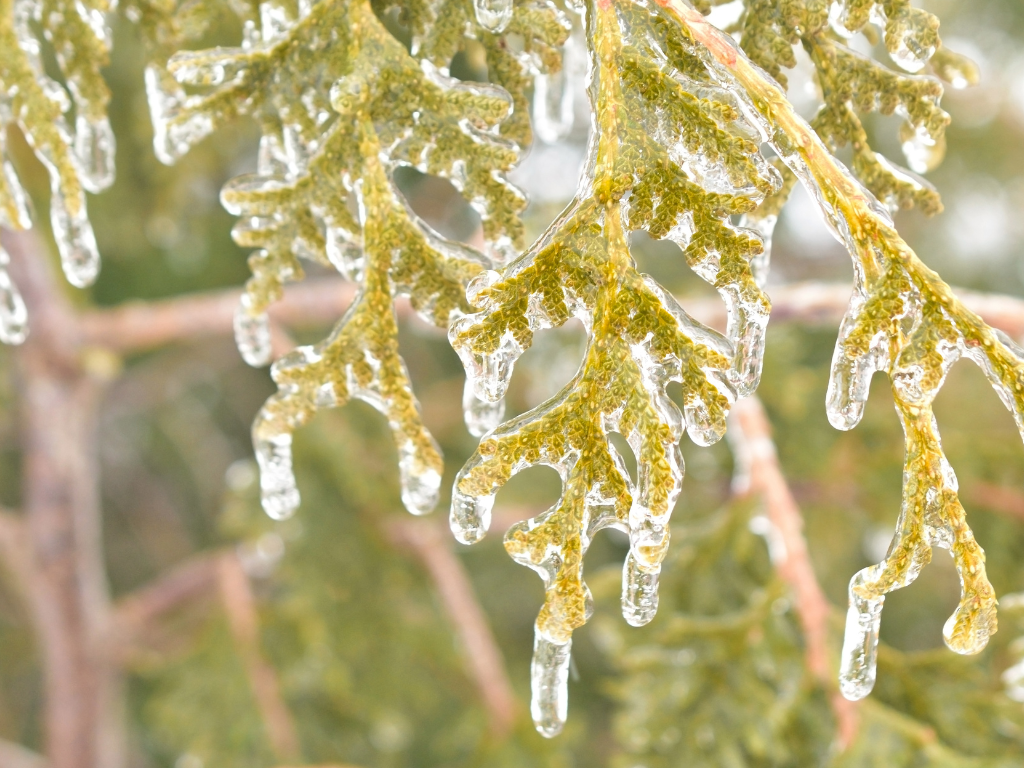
[729,396,860,749]
[387,519,518,738]
[78,279,1024,355]
[216,552,301,761]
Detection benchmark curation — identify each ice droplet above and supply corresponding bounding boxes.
[234,297,273,367]
[839,590,884,700]
[450,489,494,544]
[0,245,27,345]
[463,378,505,437]
[473,0,513,33]
[621,552,660,627]
[899,122,945,175]
[888,30,935,74]
[254,432,300,520]
[49,183,99,288]
[531,633,572,738]
[398,442,441,516]
[74,115,115,193]
[145,66,215,166]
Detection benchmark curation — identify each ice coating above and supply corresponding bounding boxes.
[531,634,572,738]
[73,115,116,193]
[659,0,1004,702]
[622,552,660,627]
[449,0,778,733]
[462,378,505,437]
[234,298,273,367]
[473,0,513,34]
[1,0,113,294]
[532,25,582,144]
[0,245,27,345]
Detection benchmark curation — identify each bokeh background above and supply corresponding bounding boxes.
[3,0,1024,765]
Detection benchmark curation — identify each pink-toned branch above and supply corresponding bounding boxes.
[217,552,301,761]
[729,396,860,749]
[77,279,1024,356]
[388,519,518,737]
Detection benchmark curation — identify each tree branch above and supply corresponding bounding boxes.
[216,552,300,762]
[729,396,860,749]
[387,519,518,738]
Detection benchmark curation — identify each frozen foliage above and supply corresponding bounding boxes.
[149,0,570,519]
[6,0,1024,748]
[449,0,781,733]
[0,0,115,326]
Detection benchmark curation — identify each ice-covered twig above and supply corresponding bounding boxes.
[729,396,860,748]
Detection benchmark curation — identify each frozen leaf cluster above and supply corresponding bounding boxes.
[449,0,781,734]
[0,0,116,340]
[148,0,570,520]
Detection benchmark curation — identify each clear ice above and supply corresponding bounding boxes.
[531,634,572,738]
[472,0,513,34]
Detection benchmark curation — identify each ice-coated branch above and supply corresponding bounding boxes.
[662,0,1014,701]
[729,396,860,748]
[449,0,781,736]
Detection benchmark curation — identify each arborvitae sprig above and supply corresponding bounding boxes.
[153,0,568,520]
[734,0,978,216]
[662,0,1024,708]
[449,0,780,735]
[0,0,115,338]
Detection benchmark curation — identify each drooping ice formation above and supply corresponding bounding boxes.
[0,0,115,320]
[449,0,779,733]
[153,0,570,520]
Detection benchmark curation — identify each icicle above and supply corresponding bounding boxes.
[531,632,572,738]
[473,0,513,34]
[48,180,99,288]
[145,66,215,166]
[254,430,300,520]
[532,27,581,144]
[462,378,505,437]
[234,294,273,367]
[621,552,659,627]
[838,587,884,700]
[0,245,27,345]
[450,488,494,545]
[73,115,115,193]
[398,440,442,516]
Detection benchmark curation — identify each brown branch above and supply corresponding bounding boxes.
[729,396,860,750]
[3,229,123,768]
[387,519,518,738]
[216,552,300,761]
[76,279,1024,358]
